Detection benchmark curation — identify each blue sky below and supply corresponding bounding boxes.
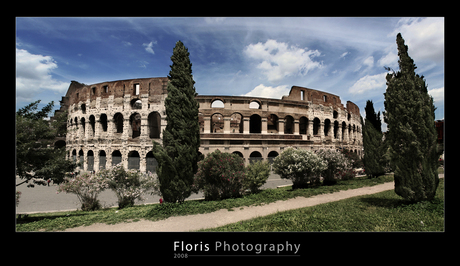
[16,17,444,130]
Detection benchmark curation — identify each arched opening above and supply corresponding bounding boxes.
[249,151,263,164]
[249,100,261,109]
[324,119,331,136]
[100,114,108,132]
[112,150,122,166]
[131,98,142,109]
[146,151,158,174]
[80,117,86,133]
[284,115,294,134]
[128,150,140,170]
[72,149,77,163]
[78,149,84,167]
[113,113,124,133]
[232,151,244,158]
[299,116,308,135]
[267,151,279,164]
[333,110,338,119]
[211,99,224,108]
[89,115,95,136]
[87,150,94,171]
[250,114,261,133]
[342,122,347,141]
[148,112,161,138]
[130,113,141,138]
[81,103,86,114]
[54,140,66,149]
[333,120,339,139]
[313,118,320,135]
[267,114,279,133]
[211,113,224,133]
[230,113,243,133]
[99,150,106,170]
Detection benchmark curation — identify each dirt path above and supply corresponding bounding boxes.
[65,181,397,232]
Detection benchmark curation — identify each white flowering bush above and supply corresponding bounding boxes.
[57,172,109,211]
[98,164,159,209]
[272,148,327,189]
[317,149,353,185]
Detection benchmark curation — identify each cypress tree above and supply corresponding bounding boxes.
[362,100,385,178]
[152,40,201,203]
[383,33,439,202]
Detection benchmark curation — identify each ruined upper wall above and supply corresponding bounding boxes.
[282,85,360,115]
[64,77,169,108]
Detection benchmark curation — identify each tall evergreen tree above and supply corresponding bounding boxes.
[362,100,385,178]
[383,33,439,202]
[152,41,201,203]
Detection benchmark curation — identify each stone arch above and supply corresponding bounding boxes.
[113,113,124,133]
[129,112,141,138]
[313,117,320,135]
[211,113,224,133]
[128,150,140,169]
[211,99,225,108]
[299,116,308,135]
[112,150,122,166]
[99,150,106,170]
[146,151,158,174]
[148,111,161,139]
[249,151,263,164]
[250,114,261,133]
[284,115,294,134]
[267,114,279,133]
[324,119,331,136]
[230,112,243,133]
[249,100,261,109]
[100,114,108,132]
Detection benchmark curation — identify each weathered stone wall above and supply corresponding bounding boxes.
[58,78,363,171]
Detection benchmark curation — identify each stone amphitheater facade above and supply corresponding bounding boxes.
[55,77,363,173]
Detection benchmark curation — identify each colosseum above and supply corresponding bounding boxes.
[53,77,363,173]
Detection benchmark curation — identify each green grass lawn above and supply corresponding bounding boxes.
[201,178,444,232]
[16,175,395,232]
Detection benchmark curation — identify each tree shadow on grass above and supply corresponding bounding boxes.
[359,196,409,209]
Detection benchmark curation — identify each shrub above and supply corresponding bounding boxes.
[98,164,159,209]
[193,150,246,200]
[317,149,352,185]
[57,172,108,211]
[244,160,270,193]
[272,148,327,189]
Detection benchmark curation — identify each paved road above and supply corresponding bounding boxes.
[16,172,291,214]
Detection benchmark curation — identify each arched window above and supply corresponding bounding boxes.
[89,115,95,136]
[87,150,94,171]
[211,99,224,108]
[324,119,331,136]
[313,118,320,135]
[249,100,261,109]
[146,151,158,174]
[112,150,122,166]
[113,113,123,133]
[128,150,140,169]
[249,151,263,164]
[230,113,243,133]
[267,114,279,133]
[211,113,224,133]
[100,114,108,132]
[250,114,261,133]
[130,113,141,138]
[148,112,161,138]
[299,117,308,135]
[284,115,294,134]
[99,150,106,170]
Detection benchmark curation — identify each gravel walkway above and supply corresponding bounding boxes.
[65,181,396,232]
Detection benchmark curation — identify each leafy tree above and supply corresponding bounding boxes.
[362,100,385,178]
[152,41,201,203]
[16,100,77,186]
[383,33,439,202]
[244,160,270,193]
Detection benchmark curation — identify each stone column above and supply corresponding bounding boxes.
[224,117,231,134]
[243,117,250,134]
[294,119,300,135]
[261,117,268,134]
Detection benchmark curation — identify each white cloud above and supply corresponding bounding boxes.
[143,41,157,55]
[428,87,444,103]
[348,72,387,94]
[242,84,291,99]
[392,17,444,63]
[244,39,322,83]
[363,56,374,68]
[339,52,349,59]
[377,50,398,68]
[16,48,68,101]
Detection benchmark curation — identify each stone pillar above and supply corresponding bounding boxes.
[278,119,285,135]
[224,117,231,134]
[204,117,211,133]
[243,117,250,134]
[294,119,300,135]
[261,117,267,134]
